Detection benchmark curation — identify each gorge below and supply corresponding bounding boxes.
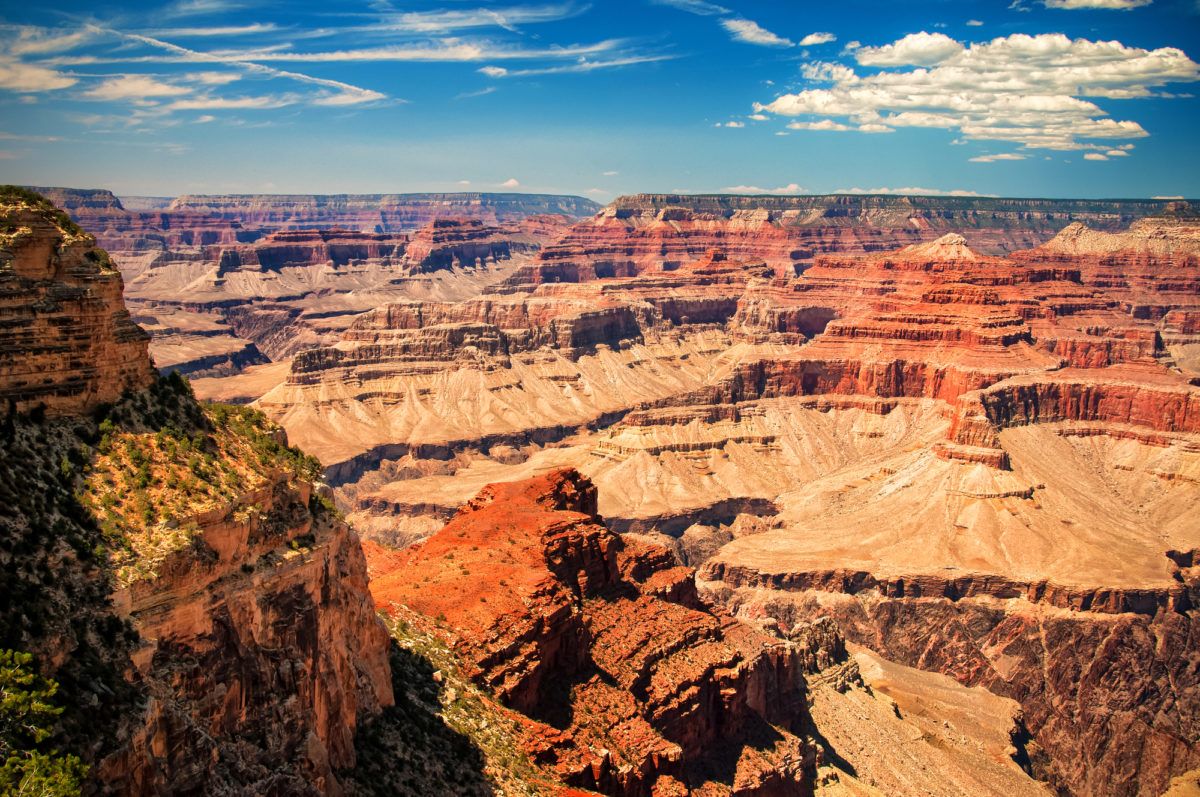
[3,185,1198,797]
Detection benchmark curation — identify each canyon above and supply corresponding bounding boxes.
[241,194,1197,796]
[8,186,1198,796]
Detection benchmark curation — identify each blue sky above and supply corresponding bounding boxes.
[0,0,1197,199]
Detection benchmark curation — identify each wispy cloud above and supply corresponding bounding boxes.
[798,32,836,46]
[723,183,805,194]
[721,18,793,47]
[0,56,76,91]
[969,152,1028,162]
[85,74,192,100]
[479,53,674,77]
[370,4,589,34]
[834,185,995,197]
[649,0,730,15]
[148,23,280,37]
[455,86,497,99]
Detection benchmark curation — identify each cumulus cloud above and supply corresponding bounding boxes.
[799,32,836,46]
[967,19,985,26]
[855,32,964,66]
[716,120,745,127]
[756,32,1199,151]
[1083,152,1109,159]
[500,177,521,188]
[723,183,805,194]
[721,18,793,47]
[969,152,1029,162]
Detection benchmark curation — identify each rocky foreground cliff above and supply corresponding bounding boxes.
[0,187,393,794]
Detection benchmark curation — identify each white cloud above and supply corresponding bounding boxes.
[799,32,836,46]
[166,94,295,110]
[85,74,193,100]
[375,4,588,34]
[602,170,618,176]
[1153,195,1184,199]
[967,19,985,26]
[969,152,1029,162]
[500,178,521,188]
[1043,0,1151,8]
[650,0,730,14]
[723,183,805,194]
[716,120,745,127]
[748,113,768,121]
[194,114,215,122]
[721,18,793,47]
[149,23,279,37]
[857,122,894,133]
[186,70,240,84]
[477,54,674,78]
[756,32,1199,151]
[855,32,963,66]
[585,187,609,196]
[787,119,850,131]
[8,27,91,56]
[457,180,471,185]
[1084,152,1109,159]
[835,185,995,197]
[0,57,76,91]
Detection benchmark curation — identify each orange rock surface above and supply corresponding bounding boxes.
[368,469,816,796]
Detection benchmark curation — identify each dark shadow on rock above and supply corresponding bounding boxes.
[345,639,496,796]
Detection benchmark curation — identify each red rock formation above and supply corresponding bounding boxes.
[0,189,394,795]
[99,471,393,795]
[368,469,816,796]
[0,189,154,415]
[500,194,1177,289]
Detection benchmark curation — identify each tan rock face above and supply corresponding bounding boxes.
[0,194,154,414]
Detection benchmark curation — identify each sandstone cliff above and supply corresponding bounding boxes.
[0,189,393,795]
[0,186,154,415]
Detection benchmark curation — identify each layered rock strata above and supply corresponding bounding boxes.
[0,188,154,414]
[0,189,394,795]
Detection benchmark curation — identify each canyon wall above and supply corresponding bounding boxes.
[0,188,394,795]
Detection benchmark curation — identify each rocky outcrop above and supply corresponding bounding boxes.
[367,469,817,796]
[0,189,394,795]
[99,470,393,795]
[0,188,155,415]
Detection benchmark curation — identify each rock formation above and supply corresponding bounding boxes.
[369,468,817,795]
[0,187,154,415]
[0,188,393,795]
[501,193,1176,289]
[269,206,1200,796]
